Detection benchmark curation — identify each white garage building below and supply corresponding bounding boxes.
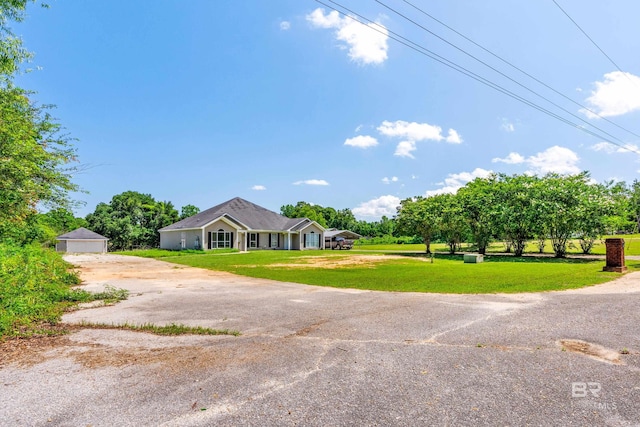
[55,227,109,253]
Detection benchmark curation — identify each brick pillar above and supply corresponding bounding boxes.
[603,238,627,272]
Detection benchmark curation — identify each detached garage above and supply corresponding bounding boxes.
[55,227,108,253]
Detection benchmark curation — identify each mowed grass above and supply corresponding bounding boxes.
[354,234,640,256]
[130,250,636,294]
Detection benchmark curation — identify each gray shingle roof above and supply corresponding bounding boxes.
[159,197,320,232]
[56,227,108,240]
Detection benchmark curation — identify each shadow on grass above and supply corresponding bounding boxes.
[395,252,607,265]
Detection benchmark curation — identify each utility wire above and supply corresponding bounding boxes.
[399,0,640,140]
[551,0,631,78]
[373,0,635,146]
[315,0,640,155]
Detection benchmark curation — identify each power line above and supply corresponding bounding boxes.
[315,0,640,155]
[551,0,629,76]
[398,0,640,140]
[372,0,632,147]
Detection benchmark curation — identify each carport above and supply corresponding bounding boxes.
[55,227,109,253]
[324,228,362,249]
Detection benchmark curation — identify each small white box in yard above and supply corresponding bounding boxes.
[464,254,483,263]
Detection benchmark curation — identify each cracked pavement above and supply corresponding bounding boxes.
[1,254,640,426]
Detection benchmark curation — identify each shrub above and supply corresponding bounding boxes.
[0,243,83,338]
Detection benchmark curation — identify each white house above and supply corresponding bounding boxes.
[159,197,325,251]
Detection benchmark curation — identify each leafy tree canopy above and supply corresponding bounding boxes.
[0,1,79,244]
[180,204,200,220]
[85,191,179,250]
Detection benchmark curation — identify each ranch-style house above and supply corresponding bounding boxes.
[159,197,325,251]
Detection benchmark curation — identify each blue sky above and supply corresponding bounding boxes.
[14,1,640,219]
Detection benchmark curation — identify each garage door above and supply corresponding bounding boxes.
[67,240,106,253]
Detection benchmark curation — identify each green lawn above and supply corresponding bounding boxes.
[354,234,640,256]
[126,249,634,294]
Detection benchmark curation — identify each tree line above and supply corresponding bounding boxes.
[30,172,640,254]
[280,201,396,238]
[395,172,639,257]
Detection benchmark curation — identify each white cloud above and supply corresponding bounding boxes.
[501,118,515,132]
[591,141,639,154]
[381,176,398,184]
[377,120,445,142]
[526,146,580,175]
[377,120,462,158]
[293,179,329,186]
[394,140,417,158]
[425,168,492,196]
[352,195,400,218]
[280,21,291,31]
[306,8,388,65]
[581,71,640,118]
[251,185,266,191]
[491,146,581,175]
[492,152,525,164]
[307,8,342,28]
[445,129,462,144]
[354,124,363,132]
[344,135,378,148]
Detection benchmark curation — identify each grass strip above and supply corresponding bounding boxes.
[76,321,240,336]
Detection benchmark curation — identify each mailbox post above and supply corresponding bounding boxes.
[603,238,627,273]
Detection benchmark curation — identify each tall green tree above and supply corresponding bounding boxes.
[628,180,640,232]
[0,1,79,243]
[0,86,79,241]
[395,197,440,254]
[0,0,36,79]
[574,182,612,254]
[436,194,467,254]
[180,204,200,220]
[493,174,541,256]
[280,201,328,228]
[457,176,498,255]
[534,172,606,257]
[86,191,178,250]
[602,181,634,234]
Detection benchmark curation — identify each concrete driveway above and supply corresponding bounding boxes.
[2,254,640,426]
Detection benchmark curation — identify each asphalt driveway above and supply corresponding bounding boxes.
[2,254,640,426]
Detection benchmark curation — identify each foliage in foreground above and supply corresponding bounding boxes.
[0,244,126,338]
[135,250,629,294]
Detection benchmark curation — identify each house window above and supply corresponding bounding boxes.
[269,233,279,248]
[209,230,233,249]
[304,231,319,248]
[180,232,186,249]
[249,233,258,249]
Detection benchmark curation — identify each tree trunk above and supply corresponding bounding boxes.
[424,237,431,254]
